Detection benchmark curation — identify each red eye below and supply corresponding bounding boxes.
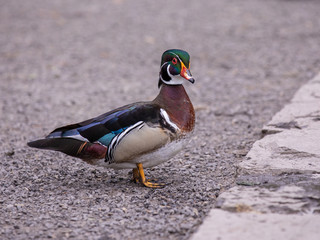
[172,58,178,64]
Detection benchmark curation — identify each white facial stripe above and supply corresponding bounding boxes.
[169,52,183,64]
[159,63,183,85]
[160,62,167,69]
[165,63,184,85]
[167,64,173,78]
[160,109,180,131]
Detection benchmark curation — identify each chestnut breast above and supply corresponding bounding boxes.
[153,84,195,132]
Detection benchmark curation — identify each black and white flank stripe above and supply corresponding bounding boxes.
[105,121,144,163]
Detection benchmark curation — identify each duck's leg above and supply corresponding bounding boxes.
[136,163,165,188]
[132,168,140,183]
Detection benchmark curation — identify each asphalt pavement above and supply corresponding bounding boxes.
[1,0,320,239]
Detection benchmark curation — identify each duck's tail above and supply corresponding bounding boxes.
[27,138,107,161]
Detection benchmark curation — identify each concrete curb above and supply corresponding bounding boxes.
[191,73,320,240]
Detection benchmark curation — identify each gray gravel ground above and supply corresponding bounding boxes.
[1,0,320,239]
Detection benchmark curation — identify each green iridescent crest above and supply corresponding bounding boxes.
[161,49,190,69]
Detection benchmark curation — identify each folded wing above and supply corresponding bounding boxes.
[27,102,162,160]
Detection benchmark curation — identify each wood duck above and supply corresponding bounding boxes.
[28,49,195,188]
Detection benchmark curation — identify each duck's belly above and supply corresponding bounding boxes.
[96,140,184,169]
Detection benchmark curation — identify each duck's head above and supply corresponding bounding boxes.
[158,49,195,87]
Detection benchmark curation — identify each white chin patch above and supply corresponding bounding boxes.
[161,75,184,85]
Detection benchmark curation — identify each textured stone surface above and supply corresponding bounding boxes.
[216,185,320,214]
[192,209,320,240]
[240,73,320,175]
[192,73,320,240]
[262,74,320,135]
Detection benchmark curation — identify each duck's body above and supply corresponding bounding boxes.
[28,49,195,188]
